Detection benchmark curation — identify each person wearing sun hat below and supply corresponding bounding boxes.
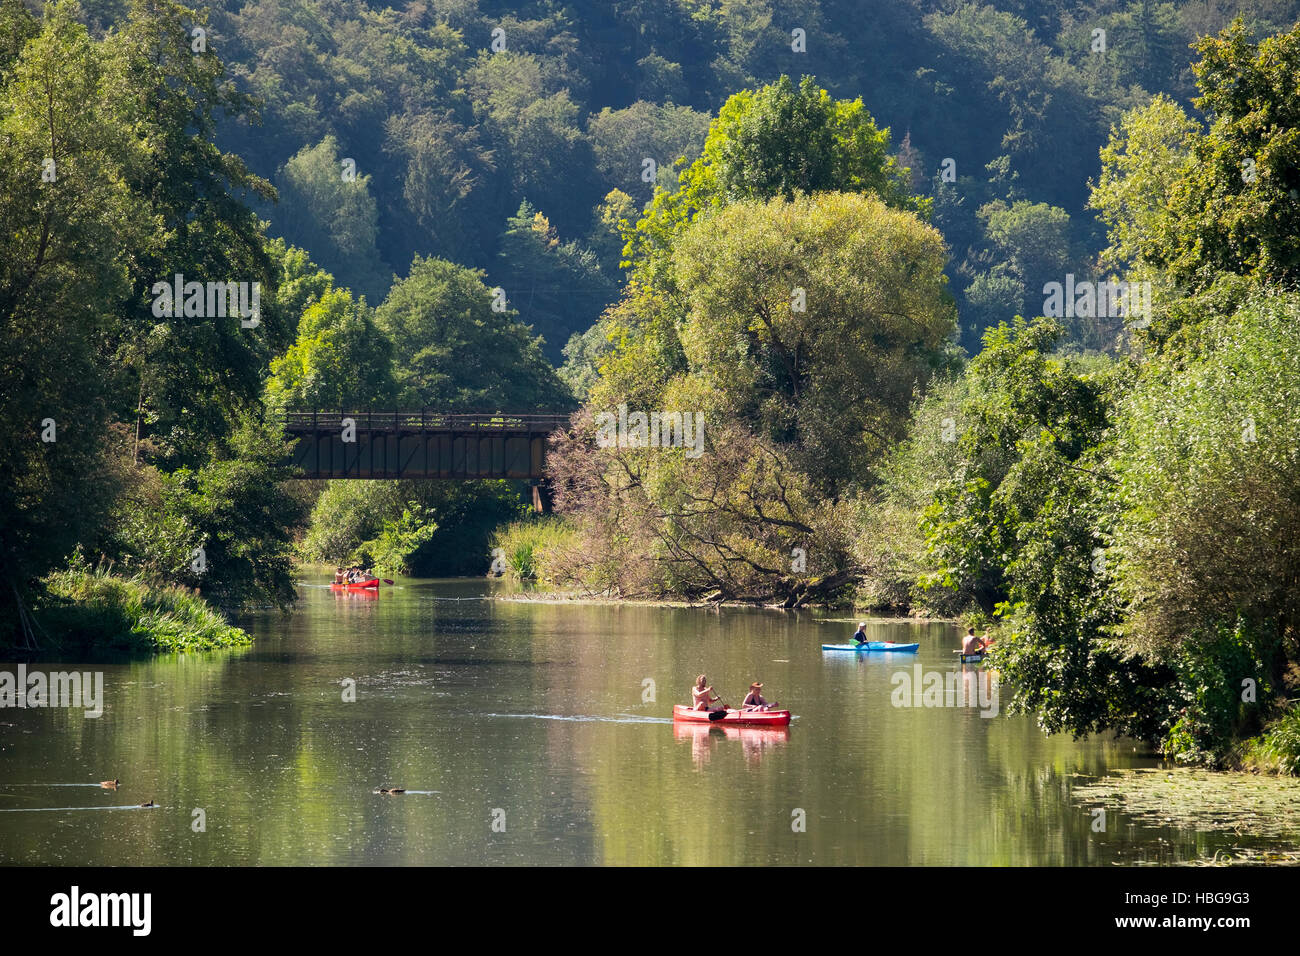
[742,681,777,711]
[853,622,869,646]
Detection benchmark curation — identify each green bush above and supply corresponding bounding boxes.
[301,479,531,576]
[1163,621,1273,768]
[356,506,439,576]
[489,518,578,584]
[1243,707,1300,776]
[36,564,250,653]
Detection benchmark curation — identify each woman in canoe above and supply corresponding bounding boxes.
[742,681,778,712]
[692,675,723,713]
[853,623,869,645]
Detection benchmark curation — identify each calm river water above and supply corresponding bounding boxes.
[0,578,1269,865]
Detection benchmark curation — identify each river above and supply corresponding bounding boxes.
[0,577,1283,865]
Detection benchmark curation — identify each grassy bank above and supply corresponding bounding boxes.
[1242,707,1300,776]
[489,517,581,586]
[30,568,251,653]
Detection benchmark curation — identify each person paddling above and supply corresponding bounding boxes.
[692,675,724,713]
[853,623,869,646]
[961,627,988,655]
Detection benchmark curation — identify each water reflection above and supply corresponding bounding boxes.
[673,722,791,767]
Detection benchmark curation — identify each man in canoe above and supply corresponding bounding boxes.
[741,681,778,712]
[853,623,869,646]
[334,567,345,584]
[692,675,724,713]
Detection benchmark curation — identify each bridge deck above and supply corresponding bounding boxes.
[284,410,570,480]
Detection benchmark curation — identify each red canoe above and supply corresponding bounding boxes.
[672,704,792,727]
[331,579,379,590]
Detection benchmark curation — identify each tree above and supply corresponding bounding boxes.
[979,199,1073,292]
[586,188,638,274]
[1093,20,1300,294]
[106,0,281,471]
[1113,293,1300,668]
[624,75,924,290]
[0,2,141,626]
[494,201,617,363]
[266,288,397,410]
[374,256,572,411]
[670,191,958,492]
[273,134,391,302]
[918,318,1178,742]
[1090,94,1199,275]
[164,414,301,605]
[587,101,710,201]
[963,269,1027,334]
[550,190,956,602]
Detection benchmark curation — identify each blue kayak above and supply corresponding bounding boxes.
[821,642,920,653]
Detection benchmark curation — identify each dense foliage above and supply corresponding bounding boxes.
[2,0,1298,770]
[537,17,1300,768]
[0,0,563,642]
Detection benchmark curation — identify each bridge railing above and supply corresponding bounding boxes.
[283,409,572,433]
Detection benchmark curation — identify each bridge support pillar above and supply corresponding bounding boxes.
[531,482,553,514]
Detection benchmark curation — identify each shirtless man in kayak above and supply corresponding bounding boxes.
[692,675,723,712]
[961,628,988,655]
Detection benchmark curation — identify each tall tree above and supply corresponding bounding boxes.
[272,134,391,302]
[266,288,397,410]
[0,1,132,617]
[374,256,572,410]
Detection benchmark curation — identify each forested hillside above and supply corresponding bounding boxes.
[105,0,1300,354]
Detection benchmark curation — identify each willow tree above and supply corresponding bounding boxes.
[622,74,923,292]
[554,191,956,602]
[670,191,957,492]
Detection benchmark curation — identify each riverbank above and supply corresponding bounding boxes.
[22,567,251,654]
[492,588,958,620]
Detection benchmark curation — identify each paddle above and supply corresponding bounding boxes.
[708,690,730,721]
[382,579,395,585]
